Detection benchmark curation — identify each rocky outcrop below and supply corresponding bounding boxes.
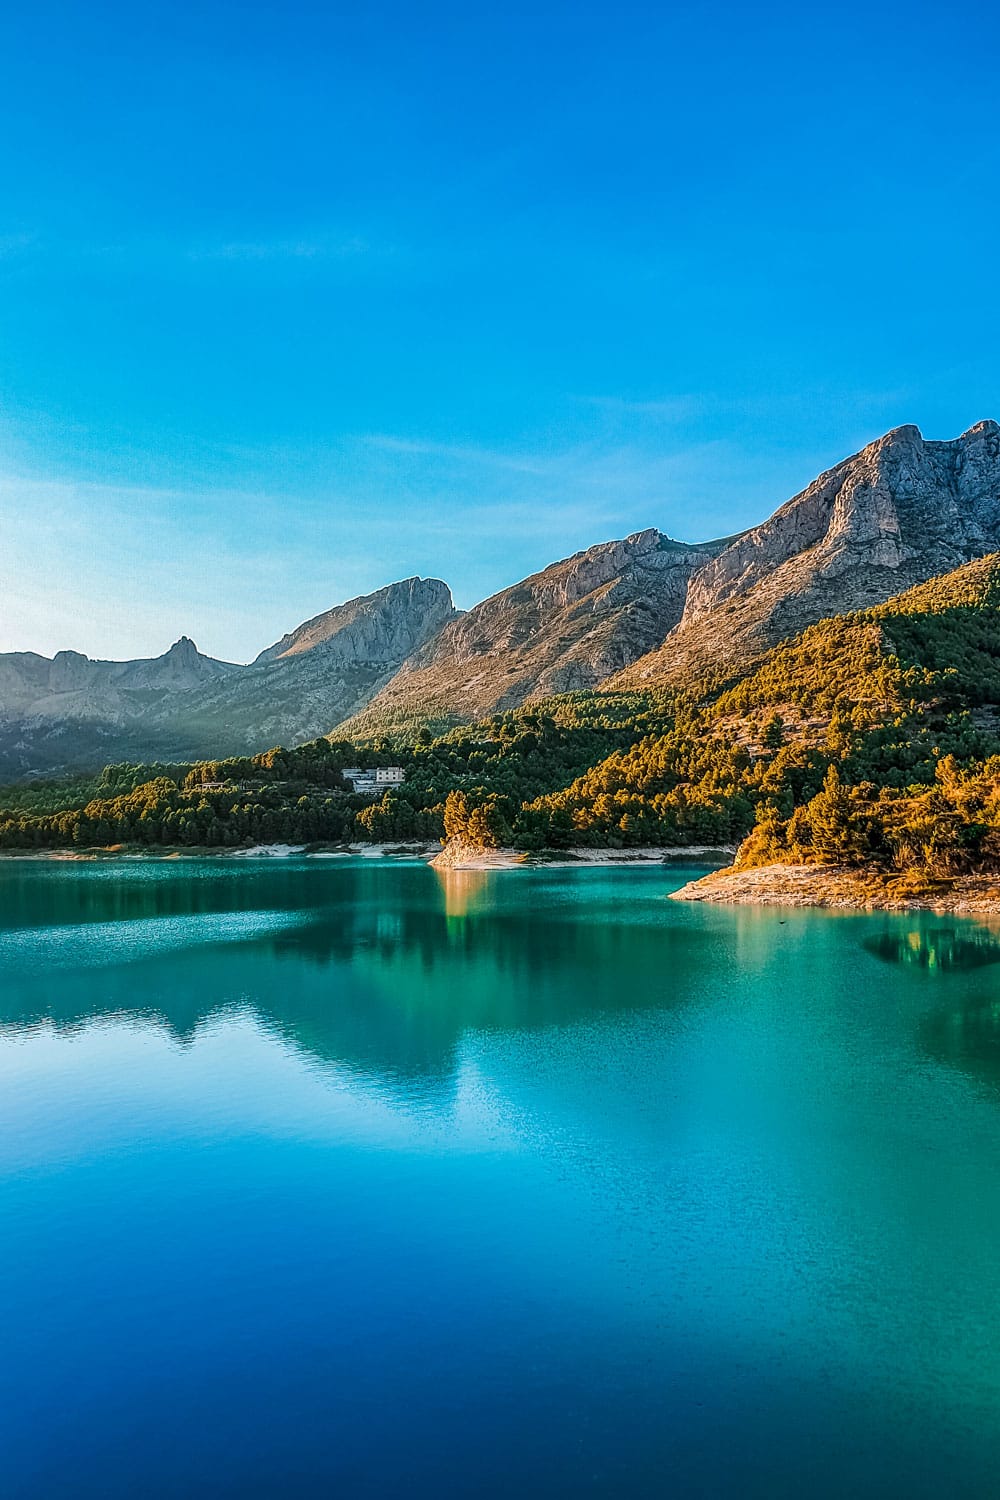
[254,577,456,664]
[611,421,1000,686]
[339,529,725,735]
[670,862,1000,914]
[429,837,525,870]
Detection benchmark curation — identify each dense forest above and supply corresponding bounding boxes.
[0,694,672,851]
[6,553,1000,878]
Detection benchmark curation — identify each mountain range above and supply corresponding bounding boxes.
[3,420,998,778]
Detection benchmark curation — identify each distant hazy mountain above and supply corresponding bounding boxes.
[0,637,237,776]
[0,578,455,776]
[149,577,458,758]
[0,635,234,710]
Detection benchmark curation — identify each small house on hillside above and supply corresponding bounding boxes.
[341,766,405,795]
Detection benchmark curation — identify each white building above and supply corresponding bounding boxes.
[341,766,405,794]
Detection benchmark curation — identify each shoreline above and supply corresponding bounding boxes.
[671,862,1000,914]
[0,841,439,863]
[429,839,736,871]
[0,840,736,868]
[7,840,1000,911]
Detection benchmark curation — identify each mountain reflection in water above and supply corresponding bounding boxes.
[0,859,703,1094]
[9,862,1000,1497]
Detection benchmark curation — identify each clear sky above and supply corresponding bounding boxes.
[1,0,997,662]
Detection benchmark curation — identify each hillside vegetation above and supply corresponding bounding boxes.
[5,422,1000,780]
[0,695,671,850]
[5,554,1000,878]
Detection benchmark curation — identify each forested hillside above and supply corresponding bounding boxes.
[5,553,1000,873]
[518,554,1000,863]
[0,695,671,850]
[5,423,1000,778]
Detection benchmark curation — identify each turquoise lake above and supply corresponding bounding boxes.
[3,857,1000,1497]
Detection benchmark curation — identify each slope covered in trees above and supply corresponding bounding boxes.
[465,553,1000,862]
[0,695,670,851]
[5,553,1000,878]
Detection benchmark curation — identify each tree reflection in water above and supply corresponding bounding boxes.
[0,861,703,1097]
[863,921,1000,1092]
[863,925,1000,973]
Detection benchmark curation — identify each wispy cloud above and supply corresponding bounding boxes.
[0,401,870,659]
[577,385,914,428]
[358,428,756,546]
[577,394,706,423]
[187,233,371,263]
[366,434,550,476]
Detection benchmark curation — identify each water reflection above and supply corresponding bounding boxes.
[918,989,1000,1090]
[435,866,490,920]
[858,919,1000,1094]
[863,925,1000,973]
[0,861,700,1094]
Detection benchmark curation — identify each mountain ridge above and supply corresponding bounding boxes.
[12,546,1000,879]
[336,527,727,738]
[609,419,1000,689]
[3,420,1000,775]
[0,576,455,775]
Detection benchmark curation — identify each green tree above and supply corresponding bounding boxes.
[762,713,785,750]
[805,766,868,864]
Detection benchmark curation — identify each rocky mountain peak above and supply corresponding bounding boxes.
[164,636,200,663]
[338,527,730,735]
[48,650,94,692]
[961,419,1000,441]
[612,419,1000,688]
[6,418,1000,773]
[255,576,456,665]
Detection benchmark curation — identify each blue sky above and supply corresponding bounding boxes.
[1,0,997,661]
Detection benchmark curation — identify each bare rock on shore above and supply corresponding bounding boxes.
[430,839,526,870]
[671,862,1000,913]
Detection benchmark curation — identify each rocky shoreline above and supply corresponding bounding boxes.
[0,840,736,868]
[9,840,1000,912]
[429,839,736,871]
[671,862,1000,914]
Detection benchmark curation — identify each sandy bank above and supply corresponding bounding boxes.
[0,840,735,869]
[430,841,735,871]
[671,862,1000,914]
[0,841,441,863]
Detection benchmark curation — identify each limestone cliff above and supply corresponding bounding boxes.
[254,577,456,665]
[610,421,1000,687]
[338,529,725,736]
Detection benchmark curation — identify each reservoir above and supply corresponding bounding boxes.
[3,858,1000,1497]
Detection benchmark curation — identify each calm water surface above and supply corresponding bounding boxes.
[3,858,1000,1497]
